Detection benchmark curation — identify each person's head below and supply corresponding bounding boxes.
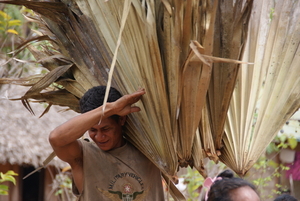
[80,86,126,151]
[274,194,298,201]
[206,170,260,201]
[80,85,122,119]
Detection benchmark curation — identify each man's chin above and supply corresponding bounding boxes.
[98,144,111,151]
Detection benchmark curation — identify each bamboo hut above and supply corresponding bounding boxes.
[0,84,75,201]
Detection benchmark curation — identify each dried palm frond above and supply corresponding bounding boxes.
[204,0,253,153]
[222,0,300,175]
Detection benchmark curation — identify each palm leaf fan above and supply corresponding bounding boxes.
[186,0,254,171]
[222,0,300,175]
[203,0,253,154]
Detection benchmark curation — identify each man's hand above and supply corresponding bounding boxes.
[108,88,146,117]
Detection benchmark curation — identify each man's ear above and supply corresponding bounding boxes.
[119,116,127,126]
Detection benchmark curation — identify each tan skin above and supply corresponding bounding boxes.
[230,186,260,201]
[49,88,145,193]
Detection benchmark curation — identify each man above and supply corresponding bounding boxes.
[49,86,164,201]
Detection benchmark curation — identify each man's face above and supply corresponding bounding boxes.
[88,117,125,151]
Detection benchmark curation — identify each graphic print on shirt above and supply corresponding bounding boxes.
[103,172,144,200]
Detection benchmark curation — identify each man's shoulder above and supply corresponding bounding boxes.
[79,138,105,156]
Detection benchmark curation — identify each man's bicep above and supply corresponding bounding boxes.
[53,140,83,165]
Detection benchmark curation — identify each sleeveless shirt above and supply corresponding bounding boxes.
[73,139,165,201]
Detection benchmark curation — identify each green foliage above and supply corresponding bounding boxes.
[247,157,290,200]
[0,5,44,78]
[183,167,204,200]
[267,134,298,154]
[0,171,18,195]
[54,174,72,196]
[269,7,275,20]
[252,157,289,186]
[250,134,298,200]
[52,170,76,201]
[180,162,227,200]
[0,9,21,35]
[272,183,289,196]
[0,5,23,57]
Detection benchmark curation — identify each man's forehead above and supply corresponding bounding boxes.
[91,118,116,129]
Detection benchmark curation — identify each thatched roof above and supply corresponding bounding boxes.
[0,84,77,168]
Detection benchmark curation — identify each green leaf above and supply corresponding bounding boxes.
[190,184,200,191]
[6,29,18,35]
[8,20,21,27]
[266,142,279,154]
[287,138,298,149]
[282,166,290,171]
[0,185,8,191]
[1,175,16,185]
[5,171,18,176]
[0,10,11,20]
[267,160,278,168]
[279,135,287,143]
[55,189,62,195]
[0,190,8,195]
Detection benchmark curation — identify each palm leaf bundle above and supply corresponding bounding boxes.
[0,0,253,181]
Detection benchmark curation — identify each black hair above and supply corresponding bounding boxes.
[79,86,122,121]
[274,194,298,201]
[207,170,258,201]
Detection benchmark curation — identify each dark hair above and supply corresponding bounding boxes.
[79,86,122,121]
[274,194,298,201]
[207,170,258,201]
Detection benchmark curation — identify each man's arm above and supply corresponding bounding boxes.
[48,88,146,164]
